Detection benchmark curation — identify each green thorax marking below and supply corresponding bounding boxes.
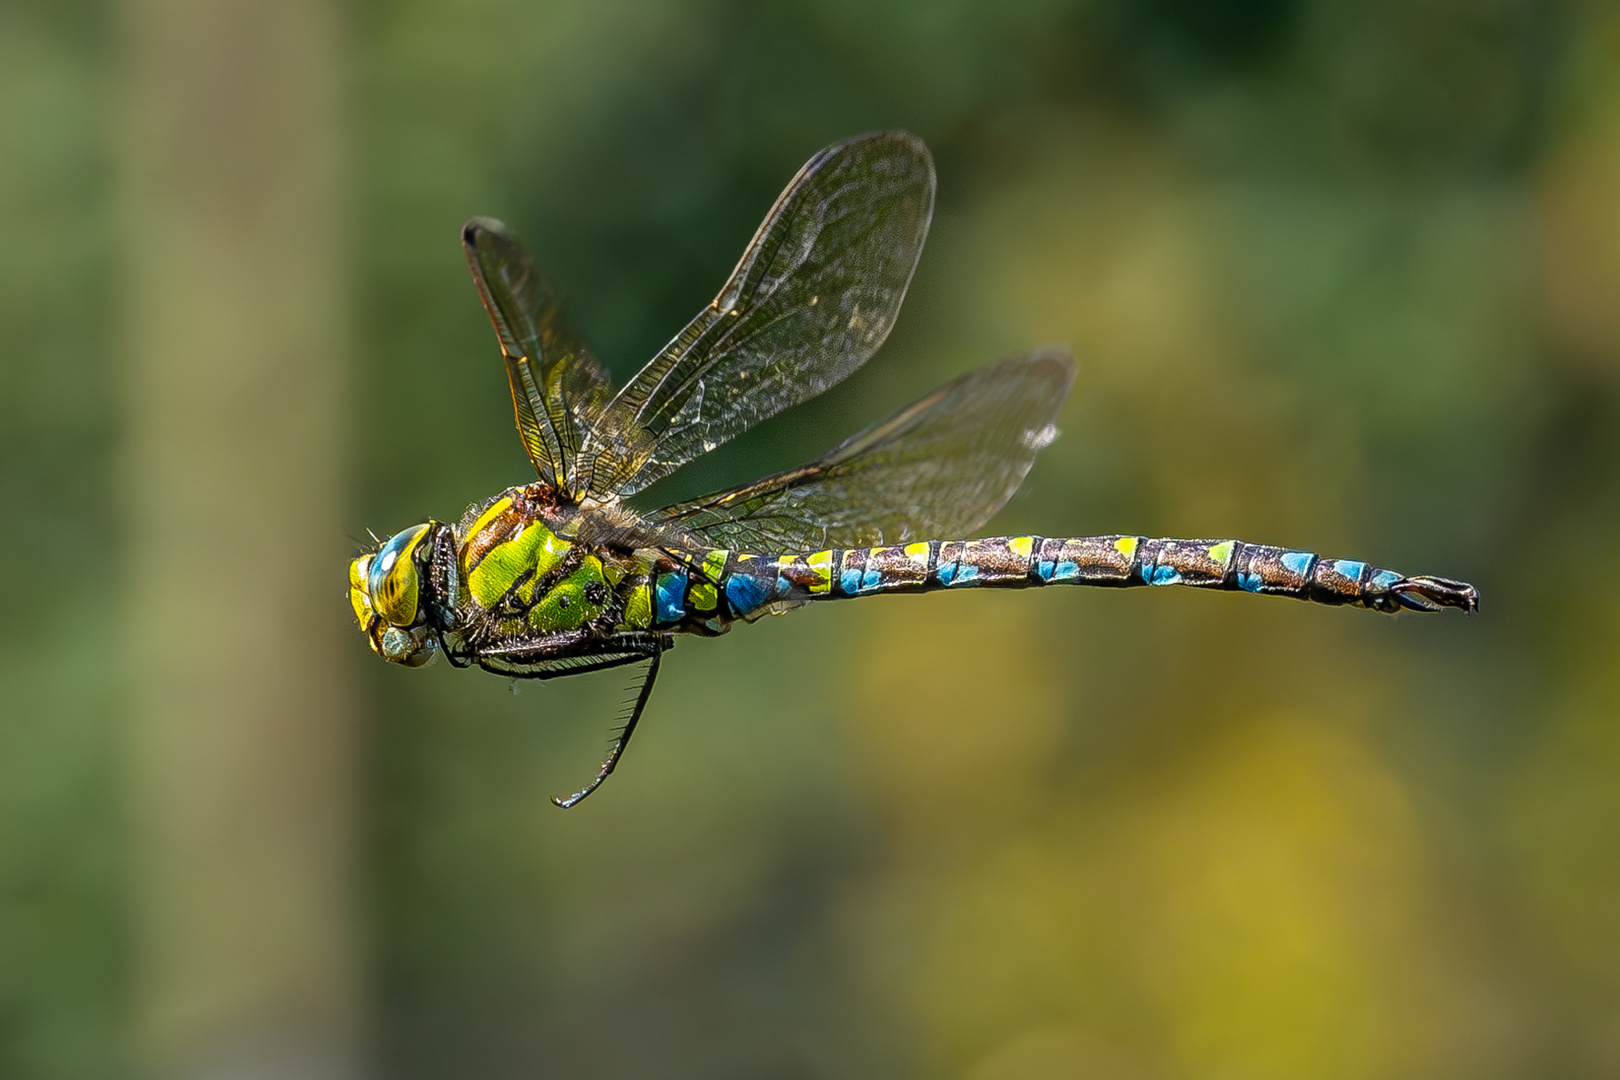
[528,557,609,631]
[456,487,662,636]
[466,515,572,609]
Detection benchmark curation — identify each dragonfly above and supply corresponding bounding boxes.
[349,131,1479,808]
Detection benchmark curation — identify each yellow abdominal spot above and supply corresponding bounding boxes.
[807,550,832,594]
[1009,536,1033,559]
[904,542,930,564]
[1207,540,1235,566]
[1114,536,1140,560]
[622,584,652,629]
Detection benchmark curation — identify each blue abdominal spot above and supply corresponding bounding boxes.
[655,572,687,624]
[1332,559,1367,582]
[725,573,773,615]
[1280,550,1314,576]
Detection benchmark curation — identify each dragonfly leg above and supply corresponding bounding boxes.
[552,644,664,809]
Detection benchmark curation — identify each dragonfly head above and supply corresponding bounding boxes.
[350,522,442,668]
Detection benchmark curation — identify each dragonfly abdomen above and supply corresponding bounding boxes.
[671,535,1477,625]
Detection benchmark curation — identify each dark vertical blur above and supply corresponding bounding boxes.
[118,1,362,1078]
[2,0,1618,1078]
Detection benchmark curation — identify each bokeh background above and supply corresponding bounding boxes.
[5,0,1620,1077]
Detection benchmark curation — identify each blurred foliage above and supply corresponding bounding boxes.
[0,3,123,1078]
[4,0,1620,1077]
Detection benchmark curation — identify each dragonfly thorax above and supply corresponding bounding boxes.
[453,487,624,639]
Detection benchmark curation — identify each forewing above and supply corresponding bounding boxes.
[463,218,615,496]
[576,131,936,498]
[648,350,1077,551]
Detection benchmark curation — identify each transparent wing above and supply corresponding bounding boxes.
[576,131,936,499]
[463,218,615,496]
[647,350,1077,552]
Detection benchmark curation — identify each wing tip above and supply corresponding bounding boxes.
[462,216,511,251]
[1017,345,1080,393]
[821,130,936,190]
[835,128,926,151]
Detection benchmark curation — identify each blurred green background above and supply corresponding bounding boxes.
[5,0,1620,1077]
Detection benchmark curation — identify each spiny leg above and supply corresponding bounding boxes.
[552,644,664,809]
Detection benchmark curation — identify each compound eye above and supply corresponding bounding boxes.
[368,523,431,626]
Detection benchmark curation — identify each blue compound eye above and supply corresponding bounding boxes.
[368,523,431,626]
